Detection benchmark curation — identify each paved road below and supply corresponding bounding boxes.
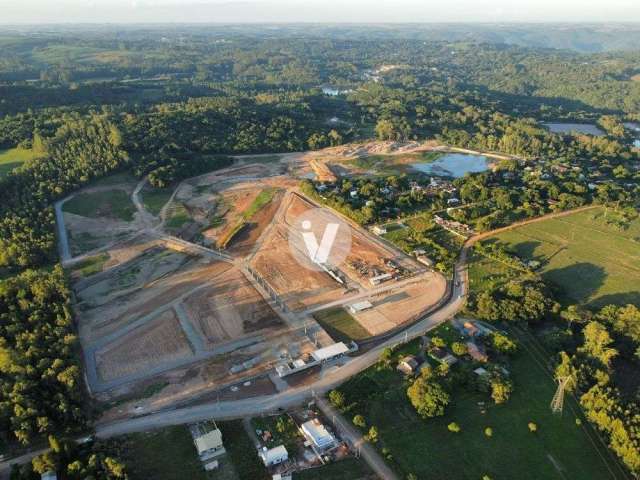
[3,168,467,477]
[54,196,72,262]
[316,396,399,480]
[93,263,466,438]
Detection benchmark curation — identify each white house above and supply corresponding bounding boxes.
[372,225,387,235]
[259,445,289,467]
[301,419,336,451]
[194,427,225,460]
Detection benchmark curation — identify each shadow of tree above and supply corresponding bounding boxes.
[590,291,640,310]
[542,262,607,305]
[511,240,543,262]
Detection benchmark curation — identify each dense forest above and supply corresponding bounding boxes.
[0,24,638,475]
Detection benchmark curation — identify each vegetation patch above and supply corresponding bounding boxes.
[119,426,210,480]
[218,188,278,248]
[64,190,136,222]
[165,203,192,230]
[335,328,618,480]
[218,420,269,480]
[69,253,109,278]
[0,147,37,177]
[243,188,278,220]
[142,187,174,216]
[313,307,370,343]
[293,458,372,480]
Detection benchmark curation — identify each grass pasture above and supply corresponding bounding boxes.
[337,328,622,480]
[120,426,211,480]
[142,187,174,216]
[487,207,640,307]
[64,189,136,222]
[293,458,373,480]
[0,147,37,177]
[313,307,370,343]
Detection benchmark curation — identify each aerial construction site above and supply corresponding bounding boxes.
[56,146,448,420]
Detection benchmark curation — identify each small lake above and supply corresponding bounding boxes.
[411,153,491,178]
[624,122,640,132]
[322,86,351,96]
[543,122,605,136]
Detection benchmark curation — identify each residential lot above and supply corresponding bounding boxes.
[333,323,620,480]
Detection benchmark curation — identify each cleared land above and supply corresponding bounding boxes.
[96,308,194,381]
[487,207,640,307]
[62,177,143,255]
[338,332,619,480]
[0,147,37,177]
[183,267,282,347]
[352,279,447,335]
[251,223,343,311]
[64,189,137,221]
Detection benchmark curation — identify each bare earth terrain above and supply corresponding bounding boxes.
[57,145,449,420]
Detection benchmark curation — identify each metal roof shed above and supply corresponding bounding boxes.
[311,342,349,362]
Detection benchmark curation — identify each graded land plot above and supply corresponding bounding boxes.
[74,245,195,308]
[349,276,448,335]
[337,336,618,480]
[225,189,284,256]
[0,147,37,177]
[64,212,137,256]
[488,207,640,307]
[284,193,422,286]
[183,267,283,347]
[250,223,344,311]
[201,186,280,249]
[76,252,231,343]
[95,308,194,382]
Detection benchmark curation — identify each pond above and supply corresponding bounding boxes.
[322,86,351,96]
[411,153,491,178]
[543,122,604,136]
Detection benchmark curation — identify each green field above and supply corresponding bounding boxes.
[337,329,622,480]
[120,426,212,480]
[313,307,370,343]
[488,207,640,307]
[293,458,372,480]
[0,147,37,177]
[64,189,136,222]
[142,187,174,216]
